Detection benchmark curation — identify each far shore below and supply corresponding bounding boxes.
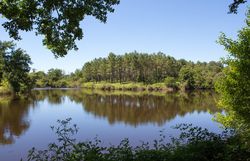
[80,82,214,92]
[33,87,80,90]
[32,82,216,92]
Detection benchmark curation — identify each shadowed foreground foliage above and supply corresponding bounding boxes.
[25,118,250,161]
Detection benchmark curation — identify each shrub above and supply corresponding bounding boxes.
[164,77,178,90]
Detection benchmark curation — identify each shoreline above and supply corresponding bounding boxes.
[80,82,214,92]
[81,82,176,92]
[31,82,215,92]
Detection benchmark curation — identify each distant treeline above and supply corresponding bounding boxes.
[81,52,223,90]
[29,68,82,88]
[30,52,223,90]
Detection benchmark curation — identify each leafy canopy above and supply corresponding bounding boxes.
[0,41,32,93]
[0,0,247,57]
[216,8,250,137]
[0,0,120,57]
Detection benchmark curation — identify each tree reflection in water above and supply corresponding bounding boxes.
[78,90,220,126]
[0,96,35,144]
[0,89,220,145]
[34,89,220,126]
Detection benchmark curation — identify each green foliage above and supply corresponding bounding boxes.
[216,8,250,140]
[31,68,85,88]
[81,52,182,84]
[81,52,223,90]
[0,78,11,94]
[29,71,47,87]
[147,83,167,91]
[0,0,246,57]
[4,48,32,92]
[0,41,33,93]
[179,65,195,90]
[31,52,223,90]
[164,77,178,89]
[0,0,120,57]
[25,119,250,161]
[178,61,224,90]
[81,82,175,91]
[47,68,65,87]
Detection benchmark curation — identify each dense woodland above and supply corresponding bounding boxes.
[0,45,223,93]
[81,52,223,89]
[28,52,223,90]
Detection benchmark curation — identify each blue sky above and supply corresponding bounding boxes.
[0,0,249,73]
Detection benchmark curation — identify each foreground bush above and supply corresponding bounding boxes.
[25,118,250,161]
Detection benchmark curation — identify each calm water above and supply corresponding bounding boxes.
[0,89,222,161]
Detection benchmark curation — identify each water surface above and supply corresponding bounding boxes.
[0,89,221,161]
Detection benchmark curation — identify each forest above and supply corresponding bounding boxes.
[0,50,226,93]
[26,52,224,91]
[81,52,223,90]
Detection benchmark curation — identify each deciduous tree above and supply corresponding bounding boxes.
[216,8,250,139]
[0,0,120,57]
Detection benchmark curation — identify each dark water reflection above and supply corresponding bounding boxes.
[80,92,219,126]
[0,97,34,145]
[0,89,221,160]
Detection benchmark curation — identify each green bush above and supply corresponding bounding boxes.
[0,79,12,94]
[164,77,178,89]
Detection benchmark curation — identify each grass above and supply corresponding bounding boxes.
[81,82,174,92]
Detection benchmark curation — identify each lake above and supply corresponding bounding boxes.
[0,89,222,161]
